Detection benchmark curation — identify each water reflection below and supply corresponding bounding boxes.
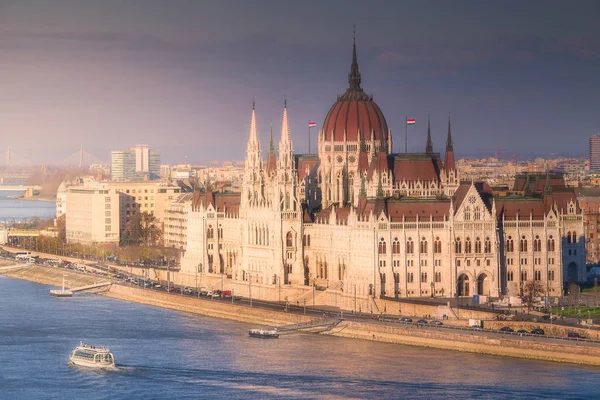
[1,276,599,400]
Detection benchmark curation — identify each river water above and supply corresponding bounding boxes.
[1,277,599,399]
[0,190,55,222]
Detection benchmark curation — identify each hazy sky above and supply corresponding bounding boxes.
[1,0,599,165]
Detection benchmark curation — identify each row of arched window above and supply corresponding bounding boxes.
[455,237,492,254]
[506,235,555,252]
[463,206,482,221]
[566,231,577,244]
[247,225,270,246]
[378,237,443,255]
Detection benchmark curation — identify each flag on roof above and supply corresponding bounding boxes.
[406,119,416,125]
[308,121,317,128]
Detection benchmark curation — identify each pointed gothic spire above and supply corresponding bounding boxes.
[376,174,384,198]
[359,175,367,199]
[247,102,260,150]
[544,169,552,195]
[348,25,361,91]
[280,99,291,144]
[444,115,456,172]
[269,123,274,153]
[446,116,453,151]
[425,116,433,154]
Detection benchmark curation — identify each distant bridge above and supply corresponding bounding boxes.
[0,185,41,191]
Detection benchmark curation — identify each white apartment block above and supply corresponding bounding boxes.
[65,183,119,244]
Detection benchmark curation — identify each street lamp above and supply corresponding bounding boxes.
[249,273,252,307]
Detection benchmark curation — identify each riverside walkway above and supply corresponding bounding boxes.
[268,317,343,334]
[70,281,112,292]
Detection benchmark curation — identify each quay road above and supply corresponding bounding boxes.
[2,246,599,350]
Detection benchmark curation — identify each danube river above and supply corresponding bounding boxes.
[0,190,55,222]
[1,277,600,399]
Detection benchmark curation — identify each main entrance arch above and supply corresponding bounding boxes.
[457,274,470,297]
[567,262,578,282]
[477,273,489,296]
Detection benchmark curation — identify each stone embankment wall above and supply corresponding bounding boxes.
[3,264,600,365]
[107,284,311,327]
[328,321,600,365]
[3,265,103,288]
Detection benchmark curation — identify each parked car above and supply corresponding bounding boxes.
[430,320,443,326]
[499,327,514,333]
[517,329,528,334]
[568,331,585,339]
[531,328,545,335]
[470,325,482,330]
[541,315,556,321]
[399,317,412,323]
[416,319,428,325]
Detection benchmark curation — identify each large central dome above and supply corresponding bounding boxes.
[322,40,389,142]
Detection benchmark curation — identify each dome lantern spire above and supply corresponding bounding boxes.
[348,25,362,91]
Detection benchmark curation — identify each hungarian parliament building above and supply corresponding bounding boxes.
[180,40,585,305]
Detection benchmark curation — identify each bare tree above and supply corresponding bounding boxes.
[523,280,544,313]
[568,282,581,314]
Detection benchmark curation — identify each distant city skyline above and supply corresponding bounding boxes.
[1,0,599,164]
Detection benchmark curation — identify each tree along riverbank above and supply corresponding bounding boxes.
[3,264,600,366]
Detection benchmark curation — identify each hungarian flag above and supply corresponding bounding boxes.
[406,119,416,125]
[308,122,317,128]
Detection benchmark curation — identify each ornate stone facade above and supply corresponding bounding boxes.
[180,40,585,305]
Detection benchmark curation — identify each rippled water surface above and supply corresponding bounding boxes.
[1,276,599,399]
[0,190,55,221]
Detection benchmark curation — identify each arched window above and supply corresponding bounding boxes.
[406,238,414,254]
[474,206,481,221]
[392,238,401,254]
[534,235,541,252]
[465,237,472,254]
[548,235,555,252]
[475,237,482,253]
[455,238,462,254]
[207,225,214,239]
[567,231,572,244]
[572,232,577,244]
[434,237,442,254]
[520,235,527,252]
[286,232,293,248]
[464,206,471,220]
[506,236,514,252]
[484,237,491,253]
[420,237,428,254]
[379,238,387,255]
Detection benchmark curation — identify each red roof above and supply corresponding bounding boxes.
[392,155,441,183]
[266,152,277,174]
[367,151,391,179]
[296,156,318,181]
[386,201,449,222]
[191,191,240,216]
[322,97,388,142]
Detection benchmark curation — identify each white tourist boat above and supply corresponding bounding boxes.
[249,328,279,339]
[69,341,115,368]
